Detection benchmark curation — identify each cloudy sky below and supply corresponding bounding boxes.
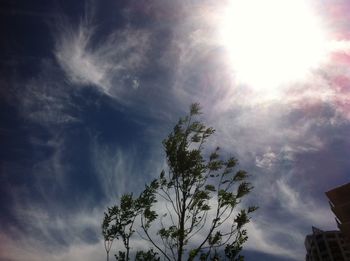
[1,0,350,260]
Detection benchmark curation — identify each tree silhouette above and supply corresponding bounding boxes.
[102,103,257,261]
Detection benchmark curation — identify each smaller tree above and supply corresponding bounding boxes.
[102,103,257,261]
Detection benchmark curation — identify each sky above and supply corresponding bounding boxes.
[1,0,350,260]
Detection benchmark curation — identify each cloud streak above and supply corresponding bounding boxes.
[54,17,150,99]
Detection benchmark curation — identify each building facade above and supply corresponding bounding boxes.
[326,183,350,240]
[305,227,350,261]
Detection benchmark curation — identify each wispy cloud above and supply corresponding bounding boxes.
[245,220,303,260]
[0,132,169,260]
[1,135,107,261]
[54,17,150,99]
[18,60,79,126]
[0,209,105,261]
[91,141,141,201]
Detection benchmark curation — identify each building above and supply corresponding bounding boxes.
[326,183,350,240]
[305,227,350,261]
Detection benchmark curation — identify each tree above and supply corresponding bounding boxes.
[102,103,257,261]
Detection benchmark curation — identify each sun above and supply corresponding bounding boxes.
[219,0,329,93]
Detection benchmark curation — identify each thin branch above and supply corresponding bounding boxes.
[165,203,176,227]
[140,215,172,261]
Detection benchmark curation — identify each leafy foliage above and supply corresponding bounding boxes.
[102,103,257,261]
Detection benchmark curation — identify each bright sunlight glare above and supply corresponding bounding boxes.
[219,0,329,93]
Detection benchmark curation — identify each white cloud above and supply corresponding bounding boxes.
[91,142,139,200]
[255,148,278,169]
[275,179,334,228]
[245,220,302,260]
[0,201,106,261]
[54,19,150,98]
[19,60,79,126]
[0,232,105,261]
[242,177,335,260]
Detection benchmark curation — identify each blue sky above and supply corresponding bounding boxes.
[1,0,350,260]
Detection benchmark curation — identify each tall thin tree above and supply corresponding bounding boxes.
[102,103,257,261]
